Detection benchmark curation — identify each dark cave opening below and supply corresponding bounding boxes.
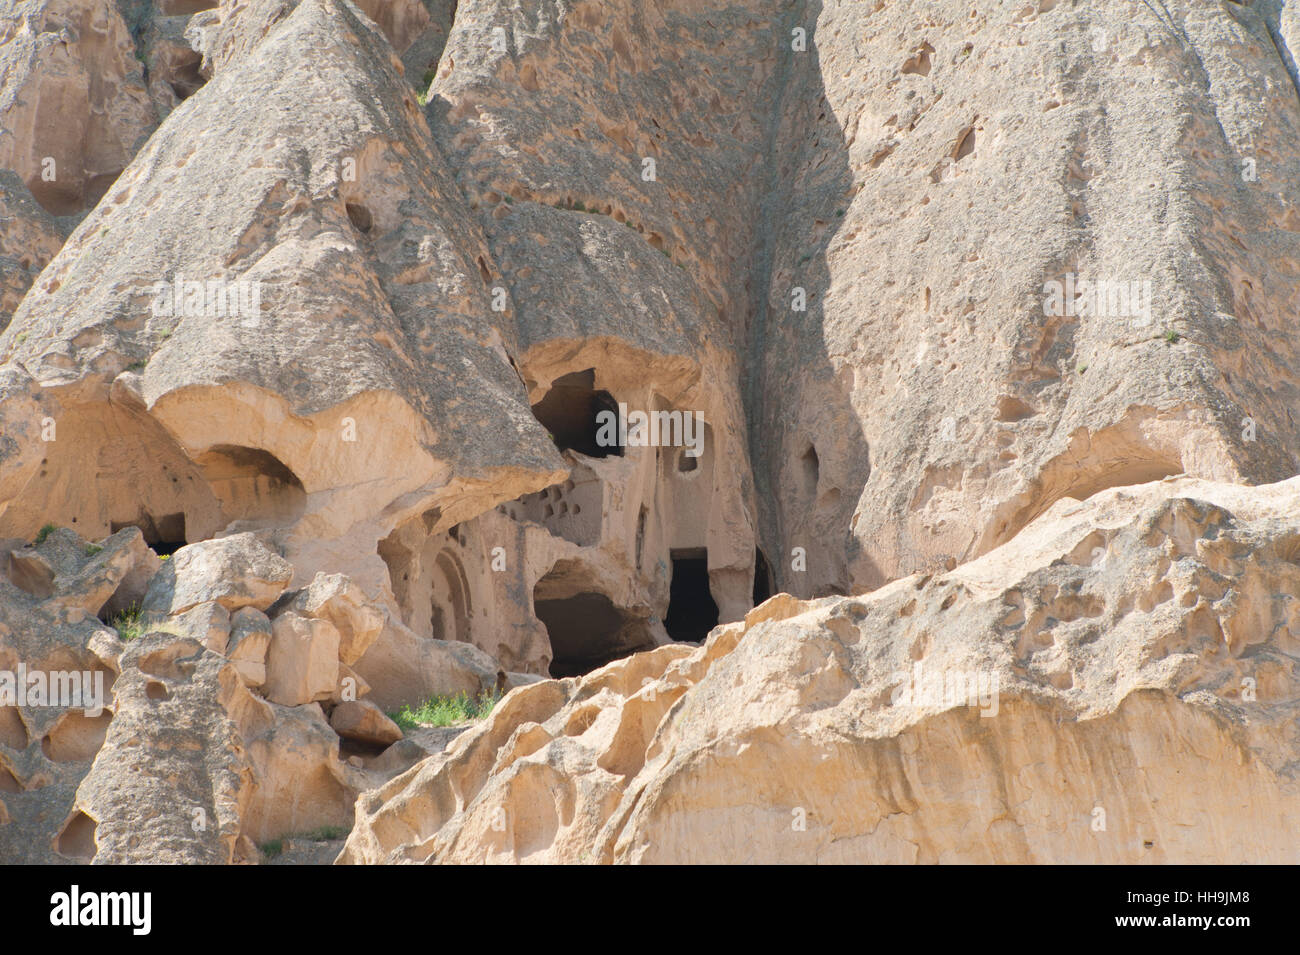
[753,546,774,607]
[536,591,648,678]
[111,512,186,555]
[665,549,719,644]
[530,368,622,458]
[346,202,373,234]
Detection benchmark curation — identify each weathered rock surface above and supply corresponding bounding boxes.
[5,524,158,615]
[0,170,63,328]
[263,611,339,706]
[341,476,1300,864]
[0,517,436,863]
[0,531,124,863]
[749,0,1300,595]
[0,0,157,214]
[287,572,385,665]
[329,699,402,746]
[142,532,292,616]
[68,632,254,864]
[2,0,1300,866]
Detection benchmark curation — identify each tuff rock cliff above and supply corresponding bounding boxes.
[0,0,1298,864]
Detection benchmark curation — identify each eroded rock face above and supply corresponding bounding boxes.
[0,0,157,215]
[0,529,136,863]
[0,514,446,862]
[341,476,1300,864]
[0,0,1299,866]
[0,170,63,328]
[0,0,564,612]
[71,633,255,864]
[750,0,1300,595]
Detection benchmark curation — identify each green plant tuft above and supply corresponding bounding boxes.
[34,523,57,545]
[110,605,146,642]
[388,690,501,730]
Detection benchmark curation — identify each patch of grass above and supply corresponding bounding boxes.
[388,690,500,730]
[1163,329,1180,344]
[259,826,348,858]
[110,605,146,642]
[34,523,57,545]
[84,543,103,556]
[302,825,348,841]
[14,331,28,345]
[1077,362,1088,374]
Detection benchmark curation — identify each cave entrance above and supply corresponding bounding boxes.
[196,444,306,527]
[753,546,774,606]
[534,588,651,678]
[111,512,186,555]
[430,550,471,643]
[530,368,622,458]
[665,548,718,644]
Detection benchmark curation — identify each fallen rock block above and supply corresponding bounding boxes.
[263,612,340,706]
[329,700,402,746]
[142,533,292,617]
[352,616,501,713]
[228,607,273,688]
[5,526,160,616]
[166,600,231,655]
[289,573,385,666]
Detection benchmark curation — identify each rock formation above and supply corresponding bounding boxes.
[0,0,1297,864]
[343,475,1300,863]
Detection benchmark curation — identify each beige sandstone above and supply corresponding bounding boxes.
[342,476,1300,864]
[263,611,339,707]
[0,0,1299,866]
[141,532,292,616]
[329,699,402,747]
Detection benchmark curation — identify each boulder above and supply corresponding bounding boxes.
[289,573,385,666]
[166,600,231,655]
[329,700,402,747]
[227,607,272,688]
[263,612,339,706]
[352,616,500,713]
[142,533,292,617]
